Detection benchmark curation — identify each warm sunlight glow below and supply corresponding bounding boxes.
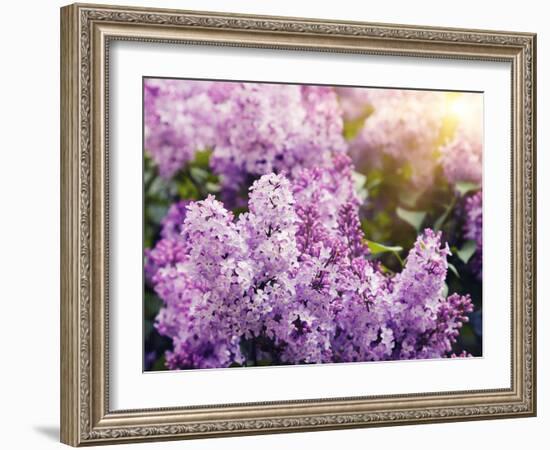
[448,95,470,121]
[446,93,483,139]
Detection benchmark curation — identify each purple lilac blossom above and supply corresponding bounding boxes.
[211,83,348,195]
[388,229,473,359]
[148,168,473,369]
[144,238,188,286]
[144,79,234,178]
[144,200,190,284]
[144,79,348,199]
[292,153,359,232]
[464,191,483,280]
[159,200,190,240]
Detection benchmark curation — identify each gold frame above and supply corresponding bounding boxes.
[60,2,537,446]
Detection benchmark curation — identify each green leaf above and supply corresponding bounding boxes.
[398,162,414,182]
[433,214,446,232]
[342,105,372,140]
[456,240,477,264]
[433,197,457,231]
[442,282,449,298]
[366,169,383,190]
[144,320,154,338]
[399,189,423,208]
[366,240,403,255]
[192,149,212,169]
[366,240,404,266]
[459,323,476,347]
[396,207,426,231]
[189,167,209,182]
[434,208,451,231]
[147,176,170,196]
[351,171,368,201]
[177,176,199,200]
[447,262,460,279]
[205,182,221,193]
[455,181,480,196]
[232,206,248,217]
[144,291,163,318]
[151,355,167,371]
[352,170,366,190]
[255,359,272,367]
[147,204,169,224]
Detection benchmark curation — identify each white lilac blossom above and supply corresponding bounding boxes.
[144,80,347,199]
[147,168,473,369]
[464,191,483,280]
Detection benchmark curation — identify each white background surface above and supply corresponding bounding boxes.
[111,42,511,409]
[0,0,546,449]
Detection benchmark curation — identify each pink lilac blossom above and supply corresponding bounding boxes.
[464,191,483,280]
[439,130,482,185]
[335,87,375,121]
[147,167,473,369]
[337,88,483,189]
[144,79,348,197]
[346,89,447,188]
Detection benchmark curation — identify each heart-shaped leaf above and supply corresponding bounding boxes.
[396,207,426,231]
[456,240,477,264]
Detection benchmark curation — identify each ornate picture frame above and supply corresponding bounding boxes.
[60,3,536,446]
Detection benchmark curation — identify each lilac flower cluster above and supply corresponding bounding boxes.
[146,165,473,369]
[336,88,484,191]
[144,79,347,195]
[464,191,483,280]
[144,200,189,284]
[343,89,447,188]
[144,79,231,178]
[389,229,473,358]
[439,130,483,186]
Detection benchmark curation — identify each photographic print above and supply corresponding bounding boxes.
[143,79,483,371]
[61,4,536,444]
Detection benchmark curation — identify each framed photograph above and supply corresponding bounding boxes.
[60,3,536,446]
